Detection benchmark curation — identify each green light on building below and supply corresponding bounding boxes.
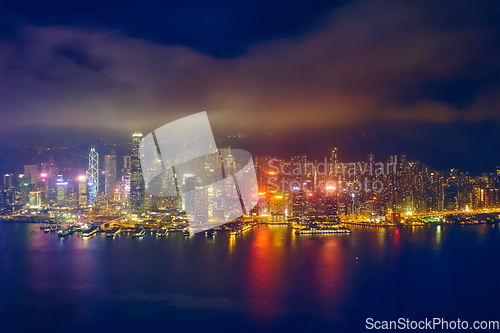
[23,183,29,186]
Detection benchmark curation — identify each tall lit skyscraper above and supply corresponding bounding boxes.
[104,150,117,199]
[121,156,132,204]
[130,133,144,215]
[24,165,38,189]
[56,175,67,207]
[78,175,87,207]
[123,156,131,173]
[86,145,99,207]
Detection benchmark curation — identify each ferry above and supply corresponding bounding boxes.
[106,228,122,238]
[132,229,146,237]
[296,227,351,235]
[156,229,167,237]
[81,227,98,238]
[58,227,74,237]
[182,229,193,237]
[230,224,253,236]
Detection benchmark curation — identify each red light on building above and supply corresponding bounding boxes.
[268,171,276,175]
[308,193,313,197]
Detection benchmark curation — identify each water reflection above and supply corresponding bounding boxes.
[377,227,386,248]
[436,225,441,245]
[2,222,499,333]
[316,239,344,309]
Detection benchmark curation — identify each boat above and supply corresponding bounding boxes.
[230,224,253,236]
[156,229,167,237]
[106,228,122,238]
[81,227,98,238]
[295,226,351,235]
[58,228,72,237]
[182,229,193,237]
[132,229,146,237]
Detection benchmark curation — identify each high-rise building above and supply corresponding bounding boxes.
[3,174,13,188]
[56,175,67,207]
[18,174,29,206]
[86,146,99,207]
[104,150,117,199]
[78,175,87,207]
[3,174,15,210]
[121,156,132,204]
[24,165,38,189]
[29,191,42,206]
[123,156,131,173]
[130,133,145,215]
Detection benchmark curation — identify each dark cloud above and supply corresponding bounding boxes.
[0,1,498,137]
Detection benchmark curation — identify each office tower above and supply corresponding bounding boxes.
[55,176,67,207]
[29,191,42,206]
[123,156,131,174]
[194,186,208,223]
[18,174,29,206]
[40,162,59,204]
[183,176,196,215]
[3,174,14,210]
[24,165,38,189]
[330,148,338,178]
[4,174,13,188]
[121,156,132,204]
[324,189,338,217]
[104,150,117,199]
[78,176,87,207]
[224,148,236,174]
[130,132,144,215]
[86,146,99,207]
[292,188,304,217]
[443,183,458,211]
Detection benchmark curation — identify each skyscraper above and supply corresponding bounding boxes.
[3,174,13,188]
[86,146,99,207]
[104,150,117,199]
[56,175,67,207]
[24,165,38,189]
[130,133,144,215]
[78,175,87,207]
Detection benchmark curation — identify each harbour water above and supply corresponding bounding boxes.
[1,222,499,332]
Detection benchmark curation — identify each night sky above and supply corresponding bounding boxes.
[0,0,499,174]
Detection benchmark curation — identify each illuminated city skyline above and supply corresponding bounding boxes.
[1,132,498,221]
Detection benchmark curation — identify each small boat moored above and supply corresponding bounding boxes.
[132,229,146,237]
